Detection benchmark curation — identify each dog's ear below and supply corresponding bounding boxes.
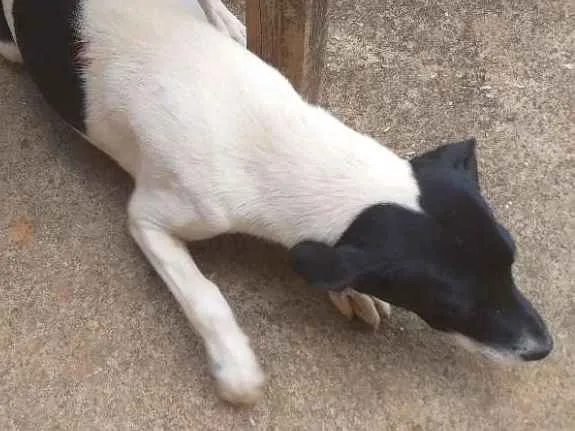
[289,241,367,290]
[411,137,479,188]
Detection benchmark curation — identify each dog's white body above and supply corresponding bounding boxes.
[83,1,419,246]
[1,0,420,403]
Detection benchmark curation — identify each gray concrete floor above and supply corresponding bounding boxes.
[1,0,574,429]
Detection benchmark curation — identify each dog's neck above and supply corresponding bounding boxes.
[229,103,422,247]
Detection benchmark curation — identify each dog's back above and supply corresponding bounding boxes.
[1,0,250,139]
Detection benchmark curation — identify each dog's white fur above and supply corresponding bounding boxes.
[2,0,420,404]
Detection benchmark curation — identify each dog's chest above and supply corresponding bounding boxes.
[11,0,86,131]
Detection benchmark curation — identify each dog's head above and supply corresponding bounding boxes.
[290,138,552,362]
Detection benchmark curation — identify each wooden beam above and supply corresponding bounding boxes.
[246,0,328,103]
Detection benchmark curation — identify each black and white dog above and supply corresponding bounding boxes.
[1,0,552,405]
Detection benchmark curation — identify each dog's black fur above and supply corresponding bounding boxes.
[291,139,553,360]
[12,0,86,131]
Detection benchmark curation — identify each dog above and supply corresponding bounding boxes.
[1,0,552,405]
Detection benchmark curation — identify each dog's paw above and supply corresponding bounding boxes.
[210,340,265,405]
[207,4,246,47]
[219,13,246,47]
[214,359,265,405]
[329,289,391,330]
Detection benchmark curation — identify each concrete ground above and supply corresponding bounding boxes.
[1,0,573,429]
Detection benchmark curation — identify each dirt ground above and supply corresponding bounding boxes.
[1,0,573,429]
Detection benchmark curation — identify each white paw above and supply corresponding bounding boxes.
[209,338,265,405]
[216,10,247,47]
[228,21,247,47]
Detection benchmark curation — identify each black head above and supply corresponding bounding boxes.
[290,138,553,362]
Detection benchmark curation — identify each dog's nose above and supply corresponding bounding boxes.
[519,333,553,361]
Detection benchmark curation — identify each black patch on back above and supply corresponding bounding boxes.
[0,2,13,42]
[13,0,86,131]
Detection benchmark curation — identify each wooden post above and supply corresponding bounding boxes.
[246,0,328,103]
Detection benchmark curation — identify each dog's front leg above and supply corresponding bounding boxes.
[128,194,264,405]
[197,0,246,46]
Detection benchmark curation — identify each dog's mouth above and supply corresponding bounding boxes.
[447,333,522,364]
[446,331,553,363]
